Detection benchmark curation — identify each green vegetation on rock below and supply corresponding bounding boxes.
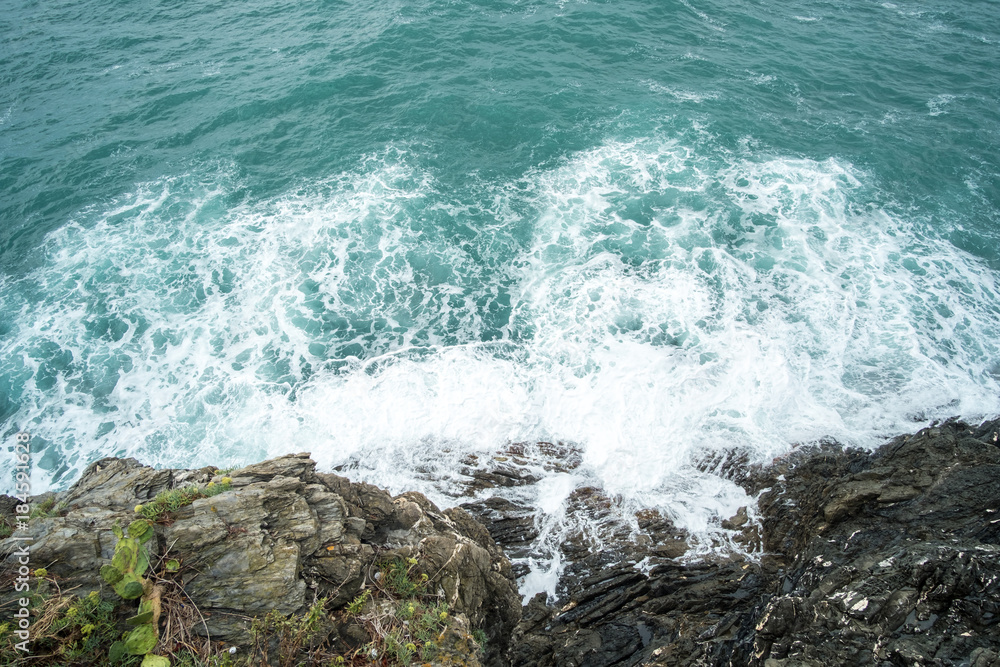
[29,497,67,519]
[0,590,124,665]
[341,556,484,666]
[104,518,169,665]
[134,480,231,522]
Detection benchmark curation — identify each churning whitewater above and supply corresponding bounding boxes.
[2,0,999,596]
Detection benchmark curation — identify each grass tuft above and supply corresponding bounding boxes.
[29,498,67,519]
[135,482,232,522]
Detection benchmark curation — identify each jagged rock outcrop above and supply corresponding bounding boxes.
[741,418,1000,666]
[0,453,521,663]
[471,418,1000,666]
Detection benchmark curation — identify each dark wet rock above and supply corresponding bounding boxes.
[501,418,1000,666]
[459,453,694,601]
[461,496,539,579]
[738,418,1000,666]
[463,497,539,550]
[460,442,583,494]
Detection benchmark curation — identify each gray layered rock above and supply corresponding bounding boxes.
[0,452,521,662]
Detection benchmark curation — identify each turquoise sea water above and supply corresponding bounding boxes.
[3,0,1000,585]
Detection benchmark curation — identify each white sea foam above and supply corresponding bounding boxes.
[678,0,726,32]
[746,72,777,85]
[927,93,956,116]
[3,139,999,600]
[645,81,719,103]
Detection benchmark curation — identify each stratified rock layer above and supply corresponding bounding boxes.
[1,453,521,663]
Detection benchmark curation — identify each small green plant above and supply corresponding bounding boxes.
[29,497,67,519]
[134,480,231,522]
[49,592,120,661]
[381,557,424,599]
[472,628,488,654]
[248,598,327,667]
[341,557,474,666]
[169,648,238,667]
[357,599,451,665]
[345,589,370,615]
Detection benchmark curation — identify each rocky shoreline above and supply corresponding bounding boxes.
[3,417,1000,666]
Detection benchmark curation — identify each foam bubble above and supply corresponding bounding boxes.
[928,94,956,116]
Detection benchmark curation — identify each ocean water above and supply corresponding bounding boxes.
[2,0,999,596]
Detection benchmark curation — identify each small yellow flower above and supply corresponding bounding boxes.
[405,643,416,652]
[439,611,448,621]
[66,607,78,617]
[80,624,95,636]
[420,573,428,582]
[87,591,100,601]
[220,477,232,485]
[206,481,216,488]
[134,504,143,513]
[34,568,47,578]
